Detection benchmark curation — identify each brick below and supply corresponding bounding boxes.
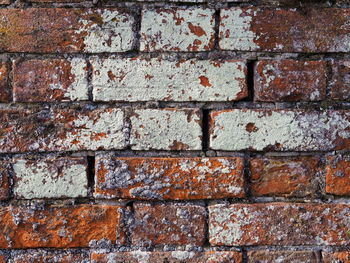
[0,252,6,263]
[0,8,134,53]
[13,156,88,199]
[0,161,10,200]
[95,156,245,200]
[140,8,215,52]
[0,205,125,248]
[247,250,318,263]
[326,155,350,196]
[0,0,10,4]
[30,0,87,2]
[254,60,326,102]
[11,250,89,263]
[330,60,350,100]
[91,58,248,102]
[209,109,350,151]
[0,62,10,102]
[130,109,202,150]
[91,251,242,263]
[13,59,88,102]
[219,7,350,52]
[209,203,350,246]
[322,251,350,263]
[250,157,320,197]
[131,203,206,246]
[0,106,126,153]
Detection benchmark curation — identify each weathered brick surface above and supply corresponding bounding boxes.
[0,8,134,53]
[13,156,88,199]
[131,203,206,246]
[0,106,126,153]
[322,251,350,263]
[0,252,6,263]
[330,60,350,100]
[0,205,125,248]
[95,156,245,200]
[254,60,327,102]
[13,59,88,102]
[250,157,320,197]
[140,8,215,52]
[0,161,10,201]
[11,250,89,263]
[130,109,202,150]
[0,62,10,102]
[91,251,242,263]
[247,250,318,263]
[326,155,350,196]
[91,58,247,102]
[210,109,350,151]
[209,203,350,246]
[219,7,350,52]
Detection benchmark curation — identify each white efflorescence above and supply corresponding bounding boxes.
[13,158,88,199]
[91,57,247,102]
[130,109,202,150]
[65,58,89,101]
[219,8,259,51]
[77,9,134,53]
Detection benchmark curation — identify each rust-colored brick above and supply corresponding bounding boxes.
[95,156,245,200]
[322,251,350,263]
[254,60,327,102]
[250,157,320,197]
[13,59,88,102]
[131,203,206,246]
[326,155,350,195]
[11,250,89,263]
[0,8,134,53]
[247,250,318,263]
[0,161,10,200]
[209,203,350,246]
[91,251,242,263]
[0,205,125,248]
[0,62,10,102]
[0,253,6,263]
[330,60,350,100]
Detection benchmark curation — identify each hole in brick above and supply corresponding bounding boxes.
[87,156,95,196]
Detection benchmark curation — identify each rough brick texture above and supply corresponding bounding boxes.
[247,250,318,263]
[0,205,125,248]
[131,203,206,246]
[95,155,245,199]
[250,157,320,197]
[326,155,350,195]
[13,59,88,102]
[0,62,9,102]
[91,251,242,263]
[330,60,350,100]
[0,161,10,200]
[11,250,89,263]
[254,60,327,102]
[322,251,350,263]
[91,58,247,102]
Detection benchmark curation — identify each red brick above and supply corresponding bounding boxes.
[13,59,88,102]
[209,203,350,246]
[254,60,326,102]
[91,251,242,263]
[330,60,350,100]
[250,157,320,197]
[0,205,125,248]
[247,250,318,263]
[0,8,134,53]
[95,156,245,200]
[322,251,350,263]
[0,161,10,200]
[220,7,350,52]
[326,155,350,196]
[11,250,88,263]
[0,62,10,102]
[131,203,206,246]
[0,106,126,153]
[0,253,6,263]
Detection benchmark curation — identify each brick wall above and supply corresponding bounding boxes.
[0,0,350,262]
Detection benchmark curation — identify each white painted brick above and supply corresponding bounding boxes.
[13,157,88,199]
[91,57,247,102]
[130,109,202,150]
[140,8,215,52]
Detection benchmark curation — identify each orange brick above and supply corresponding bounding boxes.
[326,155,350,195]
[95,156,245,200]
[91,251,242,263]
[131,203,206,246]
[0,205,125,248]
[0,62,10,102]
[250,157,320,197]
[322,251,350,263]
